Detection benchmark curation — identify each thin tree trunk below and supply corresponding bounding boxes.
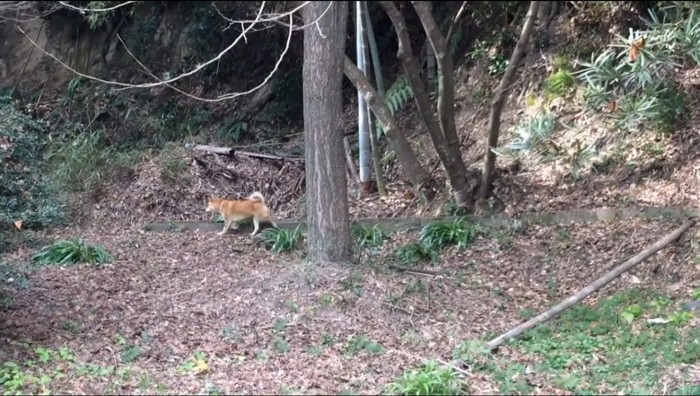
[344,56,436,203]
[302,1,353,264]
[356,1,372,196]
[363,1,387,198]
[425,2,436,96]
[380,1,470,208]
[476,1,541,201]
[487,218,696,351]
[344,136,359,183]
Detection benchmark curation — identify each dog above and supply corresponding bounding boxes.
[206,192,276,236]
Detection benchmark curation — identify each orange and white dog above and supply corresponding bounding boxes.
[206,192,276,236]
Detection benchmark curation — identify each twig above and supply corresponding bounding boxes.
[382,301,414,316]
[389,264,444,278]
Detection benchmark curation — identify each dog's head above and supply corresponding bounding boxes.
[206,197,221,212]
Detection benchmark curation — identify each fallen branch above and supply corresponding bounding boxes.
[193,145,304,162]
[486,218,697,351]
[389,264,444,277]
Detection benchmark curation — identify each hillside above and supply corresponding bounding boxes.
[1,2,698,226]
[2,1,700,395]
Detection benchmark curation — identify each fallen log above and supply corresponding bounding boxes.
[193,145,304,162]
[486,218,697,351]
[193,144,234,156]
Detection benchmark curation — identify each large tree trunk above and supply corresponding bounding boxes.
[302,1,353,264]
[344,57,436,203]
[476,1,541,202]
[380,1,471,209]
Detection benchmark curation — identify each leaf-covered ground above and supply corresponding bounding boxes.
[2,215,699,394]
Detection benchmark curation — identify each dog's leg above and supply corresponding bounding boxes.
[218,218,231,235]
[251,217,260,236]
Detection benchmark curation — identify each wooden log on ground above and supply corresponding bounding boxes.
[485,218,697,351]
[193,145,234,156]
[193,145,304,162]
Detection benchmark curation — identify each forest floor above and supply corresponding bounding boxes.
[1,211,700,394]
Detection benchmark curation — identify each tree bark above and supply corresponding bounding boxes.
[380,1,471,209]
[476,1,541,201]
[302,1,353,264]
[362,1,387,198]
[486,218,696,351]
[344,56,436,203]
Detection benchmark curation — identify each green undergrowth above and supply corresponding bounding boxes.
[31,238,113,266]
[259,217,483,271]
[0,340,168,395]
[450,288,700,394]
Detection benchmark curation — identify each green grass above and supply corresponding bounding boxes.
[31,238,113,266]
[456,288,700,394]
[0,342,167,395]
[345,334,384,356]
[393,242,439,266]
[419,217,478,251]
[384,360,469,395]
[258,226,305,253]
[352,224,390,250]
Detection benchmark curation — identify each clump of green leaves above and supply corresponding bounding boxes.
[345,334,384,356]
[394,242,439,266]
[419,217,478,251]
[352,224,389,249]
[503,112,558,156]
[545,56,577,99]
[377,75,414,138]
[577,4,698,135]
[384,360,469,395]
[31,238,113,266]
[258,226,305,253]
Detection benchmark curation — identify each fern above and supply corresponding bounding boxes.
[375,75,414,138]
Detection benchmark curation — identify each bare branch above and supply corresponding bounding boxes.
[0,1,59,23]
[14,1,325,103]
[57,1,137,14]
[445,1,468,45]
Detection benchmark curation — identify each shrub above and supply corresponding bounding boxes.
[384,360,469,395]
[0,95,65,246]
[31,238,112,266]
[44,129,142,193]
[258,226,305,253]
[394,243,439,266]
[419,217,478,251]
[352,224,389,250]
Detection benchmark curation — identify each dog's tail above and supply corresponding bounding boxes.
[248,191,265,203]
